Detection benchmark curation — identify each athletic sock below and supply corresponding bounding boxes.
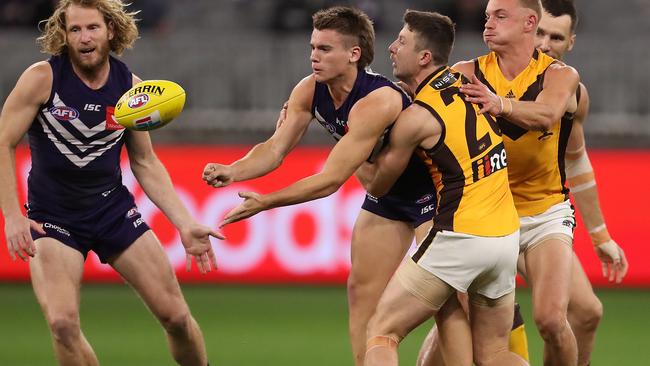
[509,303,530,361]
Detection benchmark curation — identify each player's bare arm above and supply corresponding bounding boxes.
[126,76,223,273]
[566,83,628,283]
[460,62,579,131]
[363,104,440,197]
[202,75,315,187]
[220,86,403,226]
[0,62,50,261]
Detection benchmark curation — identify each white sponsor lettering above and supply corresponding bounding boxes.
[84,104,101,112]
[133,217,145,228]
[421,204,435,215]
[43,222,70,236]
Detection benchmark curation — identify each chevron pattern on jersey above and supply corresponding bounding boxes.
[37,93,124,168]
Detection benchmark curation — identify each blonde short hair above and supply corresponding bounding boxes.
[37,0,139,56]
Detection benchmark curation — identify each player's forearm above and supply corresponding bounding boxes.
[131,157,193,229]
[571,186,611,244]
[565,147,611,246]
[572,186,605,228]
[264,173,344,209]
[0,145,23,218]
[231,141,286,182]
[502,98,556,131]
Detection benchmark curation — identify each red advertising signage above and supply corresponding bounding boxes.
[1,146,648,287]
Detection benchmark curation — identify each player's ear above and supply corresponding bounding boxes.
[107,20,115,41]
[567,33,576,52]
[524,14,538,32]
[350,45,361,64]
[419,49,433,67]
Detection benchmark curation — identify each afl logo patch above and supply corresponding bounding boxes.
[128,93,150,108]
[49,106,79,121]
[125,207,139,219]
[416,194,434,204]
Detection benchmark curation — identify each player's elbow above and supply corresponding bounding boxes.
[325,175,347,195]
[129,153,160,178]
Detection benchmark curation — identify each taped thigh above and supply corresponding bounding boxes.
[396,259,455,311]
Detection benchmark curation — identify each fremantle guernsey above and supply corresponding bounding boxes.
[27,55,132,217]
[311,69,434,202]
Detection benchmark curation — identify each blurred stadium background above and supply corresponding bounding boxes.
[1,0,649,365]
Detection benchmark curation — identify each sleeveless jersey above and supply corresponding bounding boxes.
[27,55,132,215]
[414,66,519,237]
[473,50,573,217]
[311,69,433,200]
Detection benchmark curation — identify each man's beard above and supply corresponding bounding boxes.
[69,43,110,73]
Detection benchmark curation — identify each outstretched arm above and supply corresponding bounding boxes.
[202,76,315,187]
[0,62,49,261]
[566,84,628,283]
[128,75,223,273]
[456,61,579,131]
[220,86,404,226]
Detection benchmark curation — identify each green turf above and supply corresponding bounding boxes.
[0,284,648,365]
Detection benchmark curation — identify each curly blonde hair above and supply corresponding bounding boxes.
[37,0,139,56]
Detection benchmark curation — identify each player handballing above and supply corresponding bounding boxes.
[0,1,219,365]
[201,6,474,366]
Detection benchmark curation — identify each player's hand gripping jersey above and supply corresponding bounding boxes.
[473,50,574,216]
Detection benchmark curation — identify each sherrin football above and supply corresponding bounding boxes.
[114,80,186,131]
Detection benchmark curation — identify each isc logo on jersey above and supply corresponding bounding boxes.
[49,106,79,121]
[114,80,185,131]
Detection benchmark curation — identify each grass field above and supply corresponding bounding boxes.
[0,284,648,365]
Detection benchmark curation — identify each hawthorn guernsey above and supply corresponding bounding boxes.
[114,80,186,131]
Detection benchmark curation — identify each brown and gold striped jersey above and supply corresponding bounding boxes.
[414,66,519,237]
[473,50,574,217]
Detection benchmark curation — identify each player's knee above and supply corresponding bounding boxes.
[573,297,603,332]
[366,314,389,339]
[49,315,81,348]
[346,273,372,310]
[347,276,360,308]
[534,308,568,340]
[159,308,191,336]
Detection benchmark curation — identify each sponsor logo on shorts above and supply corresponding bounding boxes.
[416,194,434,204]
[366,193,379,203]
[133,217,145,228]
[43,222,70,236]
[128,93,150,108]
[49,106,79,121]
[562,219,575,229]
[100,187,117,197]
[125,207,139,219]
[421,204,436,215]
